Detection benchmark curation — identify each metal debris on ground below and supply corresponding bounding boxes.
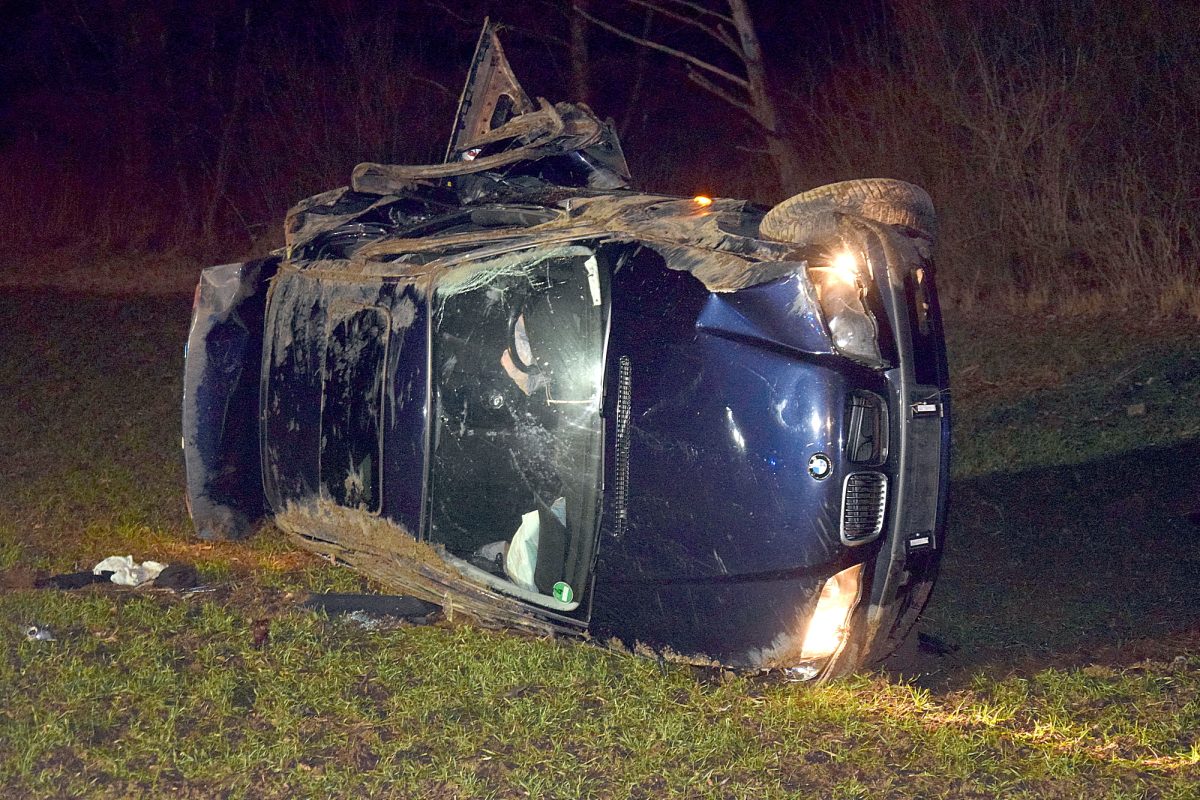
[304,593,441,624]
[152,563,199,592]
[34,570,112,590]
[33,559,198,591]
[346,610,383,631]
[782,664,821,682]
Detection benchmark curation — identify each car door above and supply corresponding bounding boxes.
[261,273,392,515]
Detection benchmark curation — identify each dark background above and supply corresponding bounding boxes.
[1,0,1196,311]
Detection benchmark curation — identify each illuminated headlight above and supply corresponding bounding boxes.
[807,249,885,367]
[799,563,864,660]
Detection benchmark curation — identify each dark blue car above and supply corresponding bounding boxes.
[182,25,949,680]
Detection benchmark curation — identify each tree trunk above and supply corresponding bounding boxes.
[579,0,808,194]
[764,133,807,194]
[726,0,805,193]
[570,0,591,106]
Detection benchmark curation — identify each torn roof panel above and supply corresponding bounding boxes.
[283,182,817,296]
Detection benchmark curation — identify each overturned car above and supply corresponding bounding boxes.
[182,25,950,680]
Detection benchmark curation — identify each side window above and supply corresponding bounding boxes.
[320,306,389,512]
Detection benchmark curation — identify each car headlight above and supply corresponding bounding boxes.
[807,249,885,367]
[800,563,864,660]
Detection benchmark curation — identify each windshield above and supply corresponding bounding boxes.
[428,246,607,610]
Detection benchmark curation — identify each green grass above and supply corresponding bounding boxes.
[943,311,1200,478]
[2,289,1200,797]
[4,589,1200,798]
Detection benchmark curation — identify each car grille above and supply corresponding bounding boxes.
[841,471,888,544]
[614,355,632,539]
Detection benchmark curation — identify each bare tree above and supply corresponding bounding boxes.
[578,0,804,192]
[569,0,592,106]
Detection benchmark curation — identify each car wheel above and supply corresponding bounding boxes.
[759,178,936,245]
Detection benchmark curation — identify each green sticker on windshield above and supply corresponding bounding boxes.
[553,581,574,603]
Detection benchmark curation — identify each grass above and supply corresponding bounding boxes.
[916,309,1200,678]
[943,309,1200,478]
[5,592,1200,798]
[2,288,1200,797]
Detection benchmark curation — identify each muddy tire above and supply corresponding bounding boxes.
[759,178,936,245]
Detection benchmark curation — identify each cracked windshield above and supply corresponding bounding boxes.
[429,247,607,608]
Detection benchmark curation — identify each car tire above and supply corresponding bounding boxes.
[759,178,936,245]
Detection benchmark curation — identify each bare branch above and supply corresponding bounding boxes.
[578,7,750,90]
[617,6,657,137]
[733,142,770,155]
[425,4,572,49]
[726,0,777,133]
[656,0,735,26]
[625,0,742,57]
[409,74,453,97]
[685,67,756,120]
[570,0,591,104]
[424,1,479,28]
[712,23,740,55]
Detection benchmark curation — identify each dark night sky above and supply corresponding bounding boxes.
[0,0,885,146]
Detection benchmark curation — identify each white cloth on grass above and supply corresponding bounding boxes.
[92,555,167,587]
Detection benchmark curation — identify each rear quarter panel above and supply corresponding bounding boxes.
[182,257,279,539]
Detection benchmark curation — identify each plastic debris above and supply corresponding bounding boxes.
[92,555,167,587]
[505,511,541,592]
[505,496,568,593]
[25,624,55,642]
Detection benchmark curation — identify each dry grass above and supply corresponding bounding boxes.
[790,0,1199,318]
[3,1,1196,314]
